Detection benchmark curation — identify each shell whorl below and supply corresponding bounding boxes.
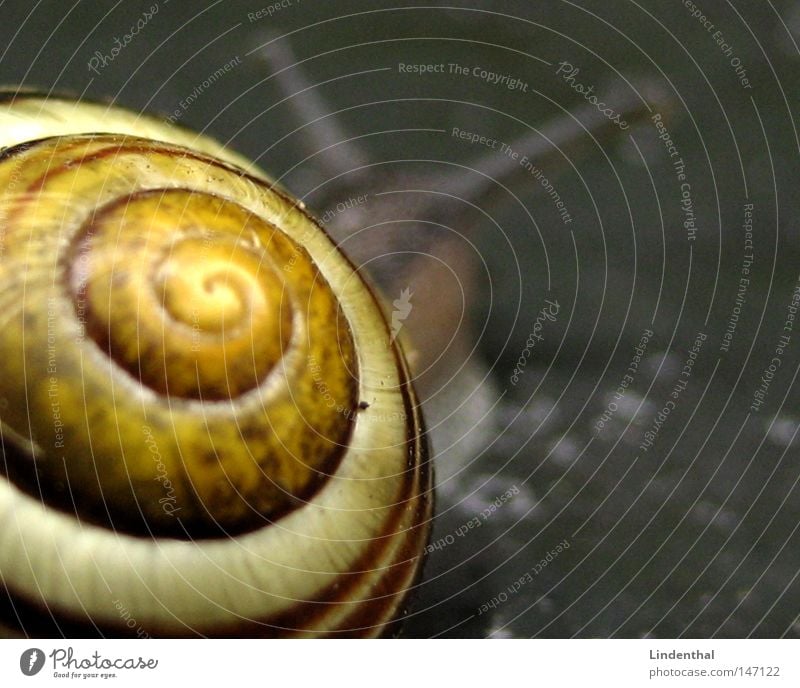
[0,95,431,637]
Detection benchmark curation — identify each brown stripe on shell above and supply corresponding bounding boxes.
[0,132,433,638]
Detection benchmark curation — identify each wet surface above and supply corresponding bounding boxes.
[2,0,800,638]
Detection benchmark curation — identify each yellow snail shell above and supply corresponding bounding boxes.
[0,93,432,637]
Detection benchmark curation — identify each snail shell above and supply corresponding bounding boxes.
[0,93,432,637]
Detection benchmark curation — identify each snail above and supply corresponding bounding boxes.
[0,91,432,638]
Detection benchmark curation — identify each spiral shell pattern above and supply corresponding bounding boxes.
[0,95,431,637]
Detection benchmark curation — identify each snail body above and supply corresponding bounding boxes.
[0,93,431,637]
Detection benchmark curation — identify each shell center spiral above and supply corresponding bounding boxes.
[69,189,294,400]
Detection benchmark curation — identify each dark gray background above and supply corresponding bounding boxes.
[2,0,800,638]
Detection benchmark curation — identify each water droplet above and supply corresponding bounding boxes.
[766,415,799,448]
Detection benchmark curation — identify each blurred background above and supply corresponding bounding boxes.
[2,0,800,637]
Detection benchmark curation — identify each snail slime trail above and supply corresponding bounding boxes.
[0,93,431,638]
